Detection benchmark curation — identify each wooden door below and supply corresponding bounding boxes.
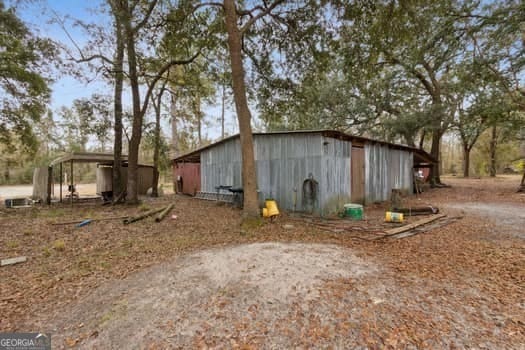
[351,147,365,204]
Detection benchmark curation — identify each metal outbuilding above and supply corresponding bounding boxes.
[34,152,155,204]
[172,130,435,215]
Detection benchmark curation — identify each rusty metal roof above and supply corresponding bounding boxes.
[172,129,436,164]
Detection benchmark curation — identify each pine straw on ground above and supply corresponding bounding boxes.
[0,176,524,348]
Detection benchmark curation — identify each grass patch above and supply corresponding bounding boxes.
[122,239,134,249]
[98,299,128,326]
[53,240,66,251]
[38,208,67,218]
[42,247,51,257]
[98,260,111,270]
[23,229,32,236]
[6,240,19,249]
[241,217,264,232]
[138,203,150,212]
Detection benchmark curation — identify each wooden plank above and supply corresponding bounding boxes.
[383,214,446,236]
[392,216,462,239]
[1,256,27,267]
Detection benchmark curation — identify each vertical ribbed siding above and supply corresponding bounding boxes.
[201,134,326,212]
[201,138,242,192]
[320,136,352,215]
[364,143,413,203]
[200,133,414,214]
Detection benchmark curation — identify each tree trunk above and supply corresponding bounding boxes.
[418,130,426,150]
[221,83,226,139]
[196,92,202,146]
[428,129,442,185]
[123,3,142,204]
[519,127,525,192]
[151,89,163,198]
[112,7,124,201]
[170,92,178,155]
[404,133,415,148]
[462,144,470,178]
[489,125,497,177]
[223,0,259,218]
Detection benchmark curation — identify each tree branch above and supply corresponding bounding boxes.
[239,0,285,35]
[140,51,201,116]
[385,53,436,97]
[133,0,160,33]
[194,2,224,11]
[75,54,114,66]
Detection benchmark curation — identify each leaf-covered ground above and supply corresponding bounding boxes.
[1,175,524,348]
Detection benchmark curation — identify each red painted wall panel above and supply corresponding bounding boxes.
[173,162,201,195]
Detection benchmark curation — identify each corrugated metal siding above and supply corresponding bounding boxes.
[201,134,326,212]
[364,143,413,203]
[200,133,414,214]
[173,162,201,195]
[254,134,324,212]
[201,138,242,192]
[320,136,352,214]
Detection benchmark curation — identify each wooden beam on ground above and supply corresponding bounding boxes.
[382,214,447,237]
[155,203,175,222]
[1,256,27,267]
[123,206,166,225]
[51,216,129,225]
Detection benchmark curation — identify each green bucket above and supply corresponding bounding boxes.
[344,203,363,220]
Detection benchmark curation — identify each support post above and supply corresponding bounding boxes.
[46,166,52,205]
[70,160,73,207]
[59,162,62,203]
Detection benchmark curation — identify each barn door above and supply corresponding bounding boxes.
[351,147,365,204]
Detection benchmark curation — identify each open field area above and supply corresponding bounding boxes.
[1,175,524,349]
[0,183,175,201]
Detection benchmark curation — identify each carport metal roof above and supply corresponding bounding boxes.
[50,152,128,166]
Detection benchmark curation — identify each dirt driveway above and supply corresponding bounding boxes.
[446,202,525,239]
[1,176,524,348]
[50,243,376,348]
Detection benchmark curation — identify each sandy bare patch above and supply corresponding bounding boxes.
[47,242,375,348]
[445,202,525,239]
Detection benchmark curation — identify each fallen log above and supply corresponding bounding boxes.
[1,256,27,267]
[155,203,175,222]
[123,207,166,225]
[392,206,439,216]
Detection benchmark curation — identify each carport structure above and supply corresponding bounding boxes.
[47,152,128,205]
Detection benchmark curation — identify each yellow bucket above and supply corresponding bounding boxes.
[263,199,280,217]
[385,211,404,223]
